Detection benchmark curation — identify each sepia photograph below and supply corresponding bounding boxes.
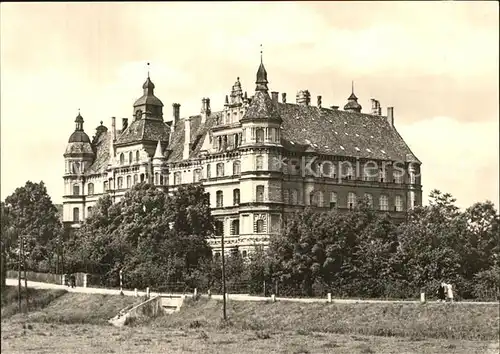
[1,1,499,353]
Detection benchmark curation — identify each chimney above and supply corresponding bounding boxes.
[111,117,117,141]
[201,97,211,124]
[371,99,378,115]
[172,103,180,123]
[282,92,287,103]
[122,118,128,130]
[317,95,322,108]
[330,105,339,110]
[296,90,311,106]
[387,107,394,127]
[377,102,382,116]
[271,91,279,104]
[183,118,192,160]
[109,117,116,159]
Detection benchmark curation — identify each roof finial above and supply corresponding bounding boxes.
[351,80,354,94]
[78,108,80,114]
[147,62,150,78]
[260,44,263,64]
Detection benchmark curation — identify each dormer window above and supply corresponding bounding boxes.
[135,110,142,120]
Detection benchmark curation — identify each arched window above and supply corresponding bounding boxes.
[87,183,94,195]
[136,151,140,162]
[126,175,132,188]
[193,169,201,183]
[73,207,80,222]
[347,192,357,210]
[206,164,211,178]
[379,195,389,211]
[364,193,373,208]
[256,128,264,143]
[256,155,263,170]
[393,169,404,184]
[128,152,133,164]
[120,153,125,165]
[140,173,145,183]
[174,172,181,185]
[395,195,404,212]
[103,181,109,191]
[233,189,240,205]
[256,185,264,202]
[234,134,239,148]
[242,250,247,258]
[117,177,123,189]
[256,219,265,233]
[216,163,224,177]
[330,192,338,208]
[233,161,241,175]
[216,191,223,207]
[73,184,80,196]
[309,191,317,206]
[72,162,81,174]
[87,206,92,217]
[133,174,138,185]
[231,220,240,235]
[154,173,159,185]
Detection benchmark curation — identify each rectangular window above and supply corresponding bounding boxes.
[256,185,264,202]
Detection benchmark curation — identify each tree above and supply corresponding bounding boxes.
[66,183,214,289]
[3,181,62,272]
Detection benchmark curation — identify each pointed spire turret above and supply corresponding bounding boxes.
[255,44,269,92]
[344,81,362,112]
[153,140,164,159]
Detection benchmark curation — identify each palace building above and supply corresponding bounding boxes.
[63,56,422,255]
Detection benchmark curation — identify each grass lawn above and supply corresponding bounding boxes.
[1,292,498,353]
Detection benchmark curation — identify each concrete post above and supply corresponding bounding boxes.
[62,274,66,286]
[134,288,138,297]
[83,273,88,288]
[194,288,197,298]
[225,293,228,301]
[327,293,332,303]
[271,294,276,302]
[420,292,425,303]
[208,289,211,299]
[146,287,150,299]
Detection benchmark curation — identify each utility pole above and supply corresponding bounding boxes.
[221,229,227,321]
[23,237,28,313]
[17,235,21,313]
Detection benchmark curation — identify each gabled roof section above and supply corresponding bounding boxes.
[115,118,171,145]
[166,112,220,162]
[86,131,111,174]
[278,103,420,163]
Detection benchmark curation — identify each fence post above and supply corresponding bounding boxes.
[420,292,425,303]
[225,293,228,302]
[271,294,276,303]
[83,273,88,288]
[62,274,66,286]
[263,281,266,297]
[134,288,138,297]
[208,289,211,299]
[194,288,197,299]
[327,293,332,303]
[146,287,150,299]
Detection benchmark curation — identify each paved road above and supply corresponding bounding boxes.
[5,278,498,305]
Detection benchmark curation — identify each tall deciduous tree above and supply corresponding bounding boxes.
[65,183,213,289]
[3,181,62,272]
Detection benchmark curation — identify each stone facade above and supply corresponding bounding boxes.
[62,58,422,256]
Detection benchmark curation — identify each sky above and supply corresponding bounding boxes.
[1,1,498,210]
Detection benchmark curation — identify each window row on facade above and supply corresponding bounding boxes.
[119,150,141,165]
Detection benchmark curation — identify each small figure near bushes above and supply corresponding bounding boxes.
[70,274,76,288]
[438,282,446,302]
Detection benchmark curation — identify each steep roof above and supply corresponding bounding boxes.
[86,131,110,174]
[115,118,171,145]
[278,103,419,162]
[166,112,220,162]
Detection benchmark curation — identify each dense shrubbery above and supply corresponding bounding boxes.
[216,190,499,300]
[2,180,498,301]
